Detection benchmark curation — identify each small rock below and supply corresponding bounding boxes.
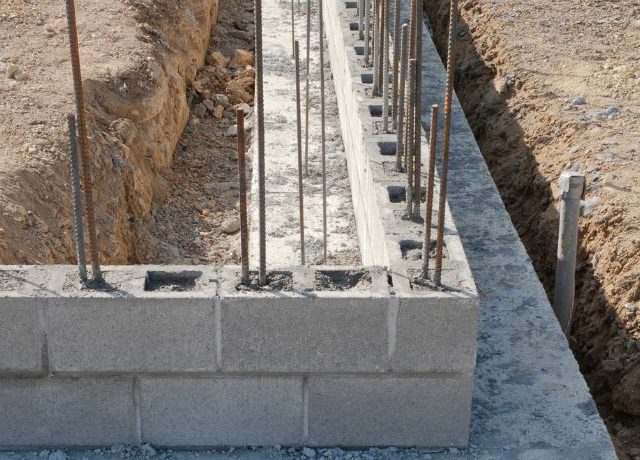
[48,451,67,460]
[595,152,614,162]
[233,19,249,30]
[5,63,18,79]
[202,99,215,112]
[273,444,282,451]
[599,106,620,118]
[624,303,637,314]
[567,95,587,106]
[213,105,225,119]
[303,447,317,458]
[193,103,207,118]
[449,447,460,455]
[213,93,231,107]
[226,124,238,136]
[140,444,156,457]
[229,49,254,69]
[206,51,229,67]
[581,197,599,216]
[235,102,252,115]
[221,217,241,234]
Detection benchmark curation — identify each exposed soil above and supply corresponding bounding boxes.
[425,0,640,457]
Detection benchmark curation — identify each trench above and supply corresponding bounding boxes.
[424,1,638,456]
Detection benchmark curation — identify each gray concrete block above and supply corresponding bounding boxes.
[393,295,478,373]
[220,295,388,372]
[139,376,304,447]
[307,376,473,447]
[46,297,215,373]
[0,377,136,447]
[0,298,43,375]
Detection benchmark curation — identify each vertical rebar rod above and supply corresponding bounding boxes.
[391,0,401,130]
[412,0,423,219]
[256,0,267,284]
[422,104,438,279]
[65,0,102,284]
[377,0,386,95]
[408,0,418,61]
[294,41,306,265]
[236,109,250,285]
[358,0,365,40]
[395,23,408,171]
[291,0,296,57]
[320,0,328,263]
[405,58,416,218]
[364,0,371,65]
[304,0,311,176]
[372,0,381,95]
[66,114,87,282]
[434,0,458,286]
[382,0,390,132]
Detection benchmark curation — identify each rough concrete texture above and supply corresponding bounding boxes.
[139,377,304,447]
[323,0,615,457]
[248,0,360,267]
[0,297,43,375]
[0,377,136,448]
[307,376,473,447]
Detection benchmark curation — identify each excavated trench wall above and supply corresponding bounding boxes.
[0,0,480,449]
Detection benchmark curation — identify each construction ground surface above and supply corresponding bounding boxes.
[0,0,639,457]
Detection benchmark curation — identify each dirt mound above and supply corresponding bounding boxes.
[0,0,219,264]
[426,0,640,457]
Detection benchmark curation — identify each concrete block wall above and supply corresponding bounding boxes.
[0,263,476,448]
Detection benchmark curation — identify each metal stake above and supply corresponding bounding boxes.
[395,23,408,171]
[305,0,311,177]
[391,0,401,130]
[372,0,381,95]
[65,0,102,284]
[554,171,585,336]
[364,0,371,65]
[382,0,390,132]
[434,0,457,286]
[255,0,267,284]
[422,105,438,278]
[66,114,87,282]
[320,0,328,263]
[405,58,416,218]
[237,109,250,285]
[294,41,306,265]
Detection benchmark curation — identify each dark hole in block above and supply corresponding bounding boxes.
[345,1,358,8]
[378,141,396,156]
[236,271,294,292]
[144,271,202,291]
[361,73,373,84]
[349,22,359,30]
[354,45,364,56]
[399,240,440,260]
[387,185,428,202]
[369,105,392,117]
[315,269,372,291]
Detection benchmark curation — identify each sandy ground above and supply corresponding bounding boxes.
[426,0,640,457]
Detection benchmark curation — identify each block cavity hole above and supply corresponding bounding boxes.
[378,141,396,156]
[400,240,442,260]
[144,270,202,291]
[345,1,358,8]
[349,22,359,31]
[386,185,427,202]
[354,45,364,56]
[314,269,372,291]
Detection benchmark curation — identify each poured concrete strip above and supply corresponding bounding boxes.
[249,0,359,267]
[324,0,615,456]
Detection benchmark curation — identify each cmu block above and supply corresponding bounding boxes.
[139,377,304,446]
[0,298,43,375]
[393,294,479,373]
[220,295,388,372]
[307,376,473,447]
[0,377,136,447]
[46,297,215,373]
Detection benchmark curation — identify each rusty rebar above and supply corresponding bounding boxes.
[382,0,390,132]
[422,104,438,279]
[395,23,408,171]
[320,0,328,263]
[412,0,423,219]
[236,109,250,285]
[364,0,371,65]
[405,58,416,218]
[372,0,381,95]
[66,114,87,282]
[65,0,102,284]
[294,41,306,265]
[391,0,401,130]
[304,0,311,177]
[255,0,267,284]
[434,0,458,286]
[358,0,365,40]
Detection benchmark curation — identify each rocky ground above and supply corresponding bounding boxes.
[425,0,640,457]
